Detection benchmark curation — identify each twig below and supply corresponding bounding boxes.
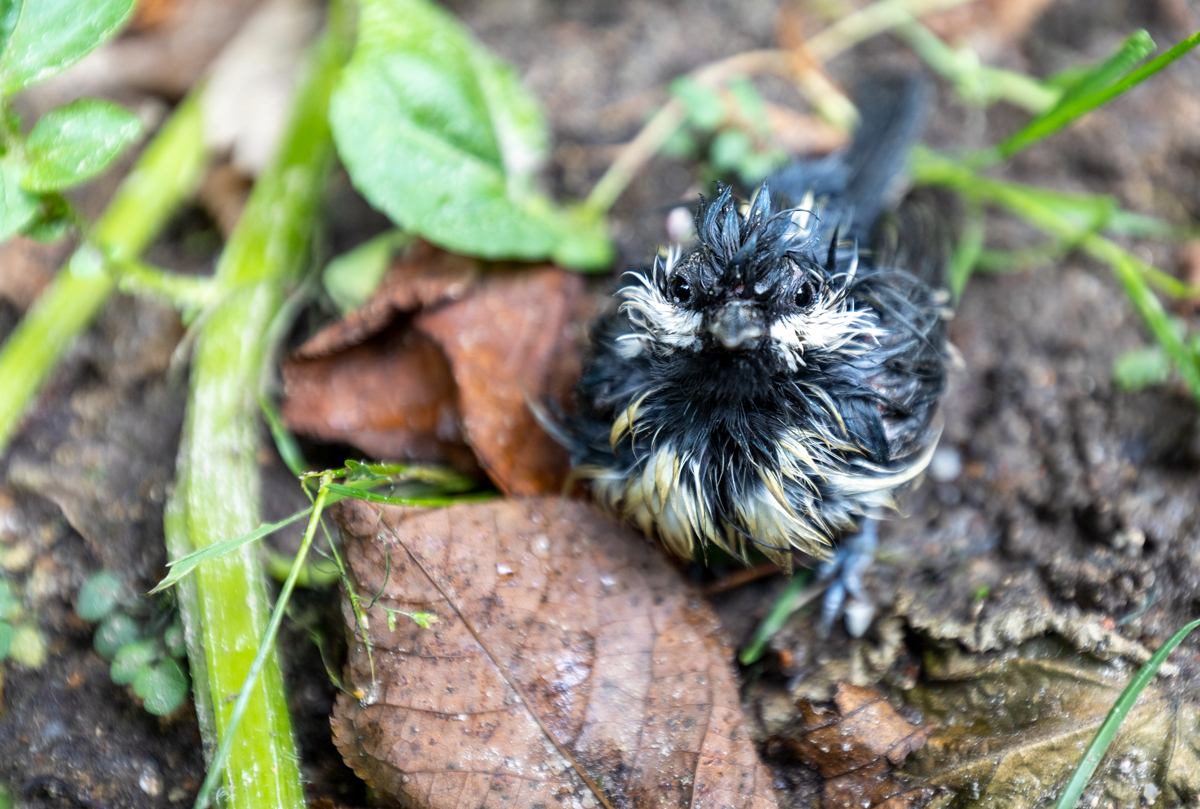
[583,0,973,215]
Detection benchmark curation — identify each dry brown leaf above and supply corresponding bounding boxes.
[282,326,476,468]
[767,684,934,809]
[331,497,779,809]
[413,266,584,496]
[902,638,1200,808]
[201,0,322,175]
[283,244,589,495]
[294,242,480,360]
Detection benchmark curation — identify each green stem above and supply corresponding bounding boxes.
[192,474,333,809]
[107,255,221,313]
[912,148,1200,401]
[165,11,349,809]
[580,0,973,216]
[0,90,208,453]
[896,19,1059,112]
[989,28,1200,163]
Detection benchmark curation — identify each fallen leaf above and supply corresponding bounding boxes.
[414,265,584,496]
[901,637,1200,808]
[202,0,322,175]
[282,325,477,468]
[331,497,779,809]
[283,243,590,495]
[292,242,480,361]
[768,684,934,809]
[131,0,184,31]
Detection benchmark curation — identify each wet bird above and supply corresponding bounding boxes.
[566,80,950,633]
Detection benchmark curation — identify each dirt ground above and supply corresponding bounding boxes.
[2,0,1200,806]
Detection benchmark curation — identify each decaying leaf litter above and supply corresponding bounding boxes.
[0,0,1200,807]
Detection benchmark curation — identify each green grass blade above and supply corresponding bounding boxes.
[949,199,985,301]
[1107,209,1200,241]
[1105,248,1200,400]
[738,570,812,665]
[994,28,1200,161]
[912,148,1200,399]
[1050,30,1154,110]
[1054,617,1200,809]
[152,508,313,593]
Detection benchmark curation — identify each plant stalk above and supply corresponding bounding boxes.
[0,90,208,453]
[912,147,1200,401]
[164,10,349,809]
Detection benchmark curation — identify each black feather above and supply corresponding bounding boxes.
[566,76,949,568]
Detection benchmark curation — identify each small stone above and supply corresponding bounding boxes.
[139,763,163,797]
[929,447,962,483]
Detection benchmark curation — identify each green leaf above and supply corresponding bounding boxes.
[259,394,308,477]
[1050,30,1155,113]
[322,482,495,507]
[110,637,159,685]
[322,229,411,314]
[133,657,188,715]
[0,578,18,621]
[993,29,1200,161]
[93,611,140,659]
[164,616,186,658]
[0,621,12,660]
[950,199,986,300]
[7,623,43,667]
[75,570,125,621]
[407,610,439,628]
[1113,346,1171,391]
[22,99,142,191]
[728,77,769,136]
[330,0,611,270]
[739,569,813,665]
[152,507,312,593]
[736,150,783,185]
[0,157,37,240]
[670,76,725,131]
[710,129,751,172]
[0,0,136,96]
[661,126,697,159]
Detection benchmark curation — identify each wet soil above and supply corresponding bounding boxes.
[2,0,1200,806]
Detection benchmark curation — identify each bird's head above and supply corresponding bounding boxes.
[617,183,882,375]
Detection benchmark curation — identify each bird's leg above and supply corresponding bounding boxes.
[816,517,879,637]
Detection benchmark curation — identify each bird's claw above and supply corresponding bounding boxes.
[816,519,878,638]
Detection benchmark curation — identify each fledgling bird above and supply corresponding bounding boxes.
[568,80,950,631]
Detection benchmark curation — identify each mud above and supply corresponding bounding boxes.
[2,0,1200,806]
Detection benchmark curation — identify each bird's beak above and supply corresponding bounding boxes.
[708,301,765,350]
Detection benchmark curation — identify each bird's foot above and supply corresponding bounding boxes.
[815,519,879,638]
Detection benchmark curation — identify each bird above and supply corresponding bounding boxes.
[565,79,951,633]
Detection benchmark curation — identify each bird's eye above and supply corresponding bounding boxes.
[794,278,817,308]
[670,275,692,304]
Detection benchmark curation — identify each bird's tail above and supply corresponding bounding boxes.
[770,76,932,241]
